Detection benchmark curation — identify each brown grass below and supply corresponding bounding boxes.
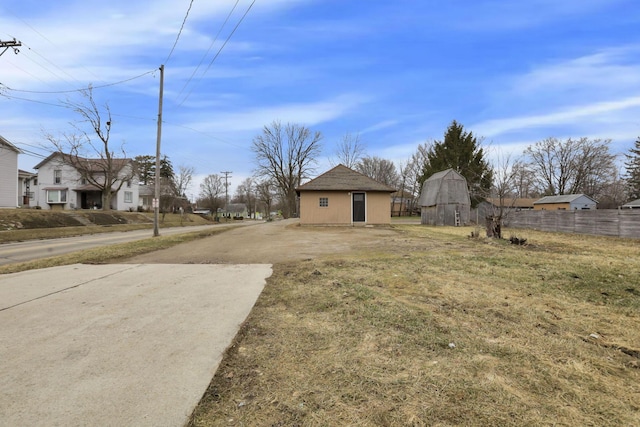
[0,211,212,243]
[189,225,640,426]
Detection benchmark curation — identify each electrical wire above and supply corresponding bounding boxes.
[176,0,256,107]
[164,0,195,65]
[176,0,240,100]
[0,69,157,94]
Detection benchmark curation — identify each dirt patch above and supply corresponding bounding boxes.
[126,219,400,264]
[0,210,152,230]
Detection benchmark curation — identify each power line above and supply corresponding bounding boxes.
[176,0,241,100]
[164,0,195,64]
[0,69,157,94]
[176,0,256,107]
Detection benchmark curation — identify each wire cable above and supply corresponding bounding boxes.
[176,0,240,99]
[0,69,157,94]
[176,0,256,107]
[164,0,195,64]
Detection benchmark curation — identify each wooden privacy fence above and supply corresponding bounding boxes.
[504,209,640,239]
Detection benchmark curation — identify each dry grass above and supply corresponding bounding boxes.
[189,225,640,426]
[0,211,212,243]
[0,227,228,275]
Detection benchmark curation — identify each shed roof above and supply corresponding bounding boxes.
[622,198,640,208]
[0,135,22,153]
[534,194,596,205]
[296,164,396,192]
[486,197,537,208]
[419,168,469,207]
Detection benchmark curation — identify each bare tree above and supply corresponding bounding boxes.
[524,137,617,198]
[484,152,519,238]
[355,156,399,187]
[45,86,135,210]
[255,178,276,220]
[233,177,256,218]
[330,132,366,168]
[174,165,194,198]
[252,121,322,218]
[198,174,225,214]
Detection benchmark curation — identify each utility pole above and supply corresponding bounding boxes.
[153,64,164,237]
[0,38,21,57]
[221,171,232,213]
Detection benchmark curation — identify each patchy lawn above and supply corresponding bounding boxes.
[189,225,640,426]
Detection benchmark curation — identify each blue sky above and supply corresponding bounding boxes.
[2,0,640,199]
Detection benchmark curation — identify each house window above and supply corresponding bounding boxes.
[126,180,131,188]
[54,170,62,184]
[47,190,67,204]
[124,191,133,203]
[319,197,329,207]
[81,178,87,185]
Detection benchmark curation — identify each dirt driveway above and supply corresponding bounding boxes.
[126,219,402,264]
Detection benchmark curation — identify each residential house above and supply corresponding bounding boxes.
[33,153,138,211]
[296,164,396,226]
[419,169,470,226]
[533,194,597,210]
[391,190,416,217]
[0,135,20,208]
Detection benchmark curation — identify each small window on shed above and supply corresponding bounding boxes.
[319,197,329,207]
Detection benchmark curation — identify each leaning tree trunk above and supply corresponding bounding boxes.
[485,215,502,239]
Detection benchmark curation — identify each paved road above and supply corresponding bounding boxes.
[0,263,272,426]
[0,222,256,266]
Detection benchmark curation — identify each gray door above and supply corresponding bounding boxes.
[353,192,365,222]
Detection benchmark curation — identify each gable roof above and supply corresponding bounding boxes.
[534,194,597,205]
[0,135,22,153]
[34,152,132,172]
[296,164,396,192]
[621,198,640,208]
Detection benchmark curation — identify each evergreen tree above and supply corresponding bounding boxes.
[420,120,493,206]
[625,137,640,201]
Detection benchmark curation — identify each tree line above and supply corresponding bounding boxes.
[46,87,640,218]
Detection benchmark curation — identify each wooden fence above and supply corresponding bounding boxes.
[504,209,640,239]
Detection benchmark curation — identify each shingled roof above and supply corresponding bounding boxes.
[296,164,396,193]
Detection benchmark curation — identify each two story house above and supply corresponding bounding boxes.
[33,152,139,211]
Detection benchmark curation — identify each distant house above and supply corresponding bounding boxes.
[391,190,415,217]
[296,164,396,226]
[33,153,138,211]
[621,199,640,209]
[419,169,470,226]
[533,194,597,210]
[0,136,21,208]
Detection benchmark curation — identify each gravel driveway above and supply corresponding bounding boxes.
[126,219,401,264]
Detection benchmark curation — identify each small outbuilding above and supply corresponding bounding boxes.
[621,199,640,209]
[533,194,597,210]
[296,164,396,226]
[419,169,470,226]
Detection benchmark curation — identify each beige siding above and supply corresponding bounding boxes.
[299,190,391,225]
[367,192,392,224]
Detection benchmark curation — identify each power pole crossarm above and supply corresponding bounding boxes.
[0,38,21,57]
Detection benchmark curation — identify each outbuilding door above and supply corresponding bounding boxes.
[352,192,365,222]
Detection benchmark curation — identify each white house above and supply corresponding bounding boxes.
[0,136,21,208]
[33,153,139,211]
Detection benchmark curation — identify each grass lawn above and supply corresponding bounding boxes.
[189,225,640,426]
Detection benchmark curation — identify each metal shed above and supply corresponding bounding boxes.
[419,169,470,226]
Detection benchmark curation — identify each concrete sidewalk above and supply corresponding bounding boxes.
[0,263,272,426]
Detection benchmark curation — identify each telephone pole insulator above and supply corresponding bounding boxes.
[0,38,22,57]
